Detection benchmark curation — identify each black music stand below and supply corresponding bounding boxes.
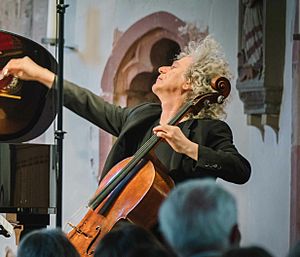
[55,0,69,228]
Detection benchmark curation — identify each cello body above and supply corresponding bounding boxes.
[67,157,174,256]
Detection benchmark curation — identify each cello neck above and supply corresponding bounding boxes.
[88,101,194,210]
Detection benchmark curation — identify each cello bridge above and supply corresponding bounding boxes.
[67,222,91,238]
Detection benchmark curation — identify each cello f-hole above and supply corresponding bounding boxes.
[86,225,102,256]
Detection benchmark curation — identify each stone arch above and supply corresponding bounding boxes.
[101,11,188,97]
[126,38,181,107]
[99,11,190,177]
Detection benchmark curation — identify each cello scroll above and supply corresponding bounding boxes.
[190,76,231,115]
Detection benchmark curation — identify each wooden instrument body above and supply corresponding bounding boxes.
[68,157,174,256]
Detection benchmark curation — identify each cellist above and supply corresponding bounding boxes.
[1,35,251,198]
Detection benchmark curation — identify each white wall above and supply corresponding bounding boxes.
[228,1,295,256]
[46,1,293,257]
[223,1,293,256]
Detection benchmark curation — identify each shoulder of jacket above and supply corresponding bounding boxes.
[196,118,228,126]
[127,102,161,117]
[191,118,231,130]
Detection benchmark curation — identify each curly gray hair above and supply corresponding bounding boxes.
[178,35,233,119]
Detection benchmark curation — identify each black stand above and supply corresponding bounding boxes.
[55,1,69,228]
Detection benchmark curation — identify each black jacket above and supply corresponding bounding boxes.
[64,81,251,185]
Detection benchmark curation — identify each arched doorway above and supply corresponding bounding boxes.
[127,38,181,107]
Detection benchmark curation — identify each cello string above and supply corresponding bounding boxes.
[88,135,159,209]
[63,204,89,232]
[89,101,194,209]
[90,88,227,208]
[132,101,193,158]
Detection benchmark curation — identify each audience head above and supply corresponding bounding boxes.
[17,228,79,257]
[94,221,172,257]
[159,179,239,257]
[222,246,273,257]
[126,245,174,257]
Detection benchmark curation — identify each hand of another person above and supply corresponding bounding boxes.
[1,56,55,88]
[153,124,198,160]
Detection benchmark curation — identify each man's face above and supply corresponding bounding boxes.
[152,56,192,96]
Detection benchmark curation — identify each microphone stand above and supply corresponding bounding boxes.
[55,0,69,227]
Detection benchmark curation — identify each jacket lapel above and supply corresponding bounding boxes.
[169,119,195,171]
[117,103,197,174]
[119,103,161,138]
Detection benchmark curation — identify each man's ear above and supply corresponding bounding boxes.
[182,80,192,91]
[229,224,241,247]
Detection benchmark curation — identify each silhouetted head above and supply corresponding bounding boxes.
[94,222,171,257]
[222,246,273,257]
[17,228,79,257]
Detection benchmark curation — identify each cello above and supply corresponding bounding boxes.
[67,76,231,256]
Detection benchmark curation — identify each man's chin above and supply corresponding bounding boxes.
[152,83,158,93]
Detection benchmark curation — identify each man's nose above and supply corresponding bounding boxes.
[158,66,169,74]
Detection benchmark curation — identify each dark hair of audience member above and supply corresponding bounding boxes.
[222,246,273,257]
[126,245,174,257]
[93,221,173,257]
[17,228,79,257]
